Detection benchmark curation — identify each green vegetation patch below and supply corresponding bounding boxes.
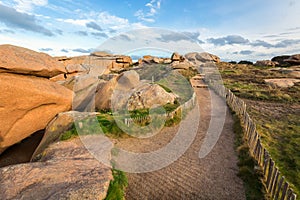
[104,169,128,200]
[248,108,300,195]
[233,113,268,200]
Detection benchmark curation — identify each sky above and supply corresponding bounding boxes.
[0,0,299,61]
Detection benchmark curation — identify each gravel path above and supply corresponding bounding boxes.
[115,81,246,200]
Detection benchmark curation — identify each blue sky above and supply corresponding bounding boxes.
[0,0,299,61]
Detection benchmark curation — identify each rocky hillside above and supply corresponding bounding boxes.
[1,43,298,199]
[0,45,214,199]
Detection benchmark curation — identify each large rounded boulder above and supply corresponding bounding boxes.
[0,44,66,77]
[0,73,73,154]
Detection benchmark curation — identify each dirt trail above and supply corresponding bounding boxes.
[115,80,246,200]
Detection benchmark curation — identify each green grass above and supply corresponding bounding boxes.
[218,62,299,196]
[232,113,268,200]
[157,83,172,93]
[248,109,300,195]
[97,115,124,137]
[157,70,194,103]
[60,124,78,141]
[59,114,125,141]
[165,108,182,127]
[104,169,128,200]
[218,62,300,103]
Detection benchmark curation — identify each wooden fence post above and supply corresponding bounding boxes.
[271,169,280,199]
[280,182,289,200]
[266,159,275,189]
[275,176,285,200]
[269,166,278,193]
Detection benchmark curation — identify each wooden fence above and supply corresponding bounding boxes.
[207,79,297,200]
[124,92,196,127]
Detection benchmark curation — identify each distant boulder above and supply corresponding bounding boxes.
[255,60,278,67]
[139,55,161,64]
[238,60,253,65]
[0,44,66,78]
[271,55,291,67]
[185,52,220,65]
[171,52,185,62]
[90,51,112,57]
[228,61,237,64]
[284,54,300,66]
[171,60,194,70]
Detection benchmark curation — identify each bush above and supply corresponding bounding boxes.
[238,60,254,65]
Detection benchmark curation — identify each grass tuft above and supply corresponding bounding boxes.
[104,169,128,200]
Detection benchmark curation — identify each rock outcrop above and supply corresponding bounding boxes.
[285,54,300,66]
[95,70,177,111]
[255,60,278,67]
[54,53,133,82]
[171,52,185,62]
[171,60,194,70]
[0,73,73,154]
[70,75,100,112]
[31,111,99,161]
[138,55,172,65]
[127,84,177,111]
[0,136,112,200]
[95,70,140,111]
[185,52,220,65]
[271,55,291,67]
[0,44,66,78]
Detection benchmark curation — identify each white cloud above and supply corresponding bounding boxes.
[135,0,162,23]
[13,0,48,12]
[57,18,91,26]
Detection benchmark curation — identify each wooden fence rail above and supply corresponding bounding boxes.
[207,79,297,200]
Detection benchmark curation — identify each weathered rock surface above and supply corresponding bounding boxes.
[271,55,291,67]
[264,78,300,88]
[171,52,184,62]
[90,51,112,57]
[0,136,112,200]
[171,60,194,70]
[66,64,88,74]
[185,52,220,65]
[285,54,300,66]
[138,56,171,65]
[71,75,101,112]
[128,84,177,111]
[0,44,66,78]
[31,111,99,161]
[0,73,73,154]
[56,54,133,79]
[255,60,278,67]
[95,70,140,111]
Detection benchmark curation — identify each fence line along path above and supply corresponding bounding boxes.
[114,78,246,200]
[208,79,298,200]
